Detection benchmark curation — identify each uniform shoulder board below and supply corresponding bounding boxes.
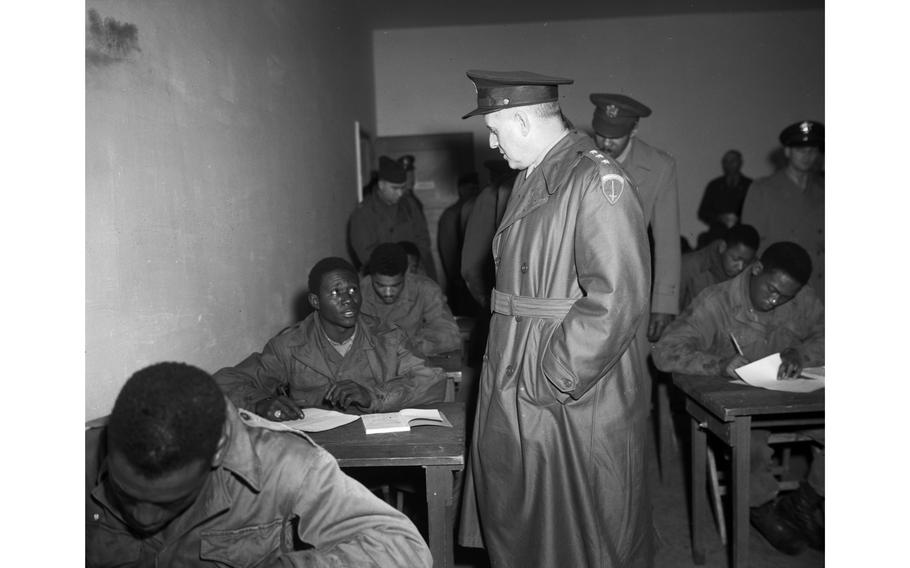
[582,149,627,206]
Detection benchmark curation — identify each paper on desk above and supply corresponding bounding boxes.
[238,407,360,433]
[734,353,825,393]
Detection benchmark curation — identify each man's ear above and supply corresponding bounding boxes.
[717,241,728,254]
[211,415,231,468]
[751,260,763,276]
[514,109,531,136]
[308,292,319,311]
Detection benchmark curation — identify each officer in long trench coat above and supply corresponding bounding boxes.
[457,70,655,568]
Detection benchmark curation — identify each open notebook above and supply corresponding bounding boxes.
[361,408,452,434]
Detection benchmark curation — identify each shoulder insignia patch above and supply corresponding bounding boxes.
[583,150,625,205]
[601,174,625,205]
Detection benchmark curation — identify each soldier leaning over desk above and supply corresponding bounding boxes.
[87,362,432,567]
[653,241,824,556]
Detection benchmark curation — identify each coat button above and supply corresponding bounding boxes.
[483,354,489,361]
[506,365,515,376]
[515,315,522,323]
[494,257,501,266]
[520,262,528,273]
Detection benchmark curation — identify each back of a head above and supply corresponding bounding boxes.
[368,242,408,277]
[397,240,420,261]
[308,257,357,293]
[760,242,812,286]
[108,362,225,477]
[724,224,760,251]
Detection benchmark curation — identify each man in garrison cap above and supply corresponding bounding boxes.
[741,121,824,300]
[457,70,654,568]
[590,93,682,343]
[348,155,436,281]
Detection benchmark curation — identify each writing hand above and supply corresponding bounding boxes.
[724,355,750,379]
[647,312,675,342]
[778,348,804,380]
[255,395,304,422]
[325,381,373,411]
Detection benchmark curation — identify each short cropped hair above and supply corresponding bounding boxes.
[308,257,357,294]
[760,241,812,285]
[368,242,408,276]
[108,362,225,477]
[724,224,760,251]
[527,101,562,120]
[397,240,420,261]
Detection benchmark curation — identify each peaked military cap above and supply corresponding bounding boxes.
[462,70,573,119]
[589,93,652,138]
[378,155,407,184]
[779,121,824,148]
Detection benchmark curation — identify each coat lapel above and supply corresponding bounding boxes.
[495,133,588,237]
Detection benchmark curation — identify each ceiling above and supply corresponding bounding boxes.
[359,0,824,30]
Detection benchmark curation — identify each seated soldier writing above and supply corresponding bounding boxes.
[679,223,759,311]
[653,241,824,555]
[359,243,461,359]
[86,362,432,567]
[214,257,446,420]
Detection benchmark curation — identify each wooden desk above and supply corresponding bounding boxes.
[308,402,466,568]
[672,374,824,568]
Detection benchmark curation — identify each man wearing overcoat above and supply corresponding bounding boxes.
[457,70,654,568]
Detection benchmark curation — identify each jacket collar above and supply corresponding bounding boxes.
[497,131,592,234]
[287,313,378,377]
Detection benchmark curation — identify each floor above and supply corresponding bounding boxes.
[446,403,825,568]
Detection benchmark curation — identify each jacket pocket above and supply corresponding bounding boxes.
[200,517,285,568]
[86,524,141,568]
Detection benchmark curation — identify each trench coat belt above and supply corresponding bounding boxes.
[491,288,577,319]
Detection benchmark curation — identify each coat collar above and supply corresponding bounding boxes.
[287,313,378,378]
[496,131,592,235]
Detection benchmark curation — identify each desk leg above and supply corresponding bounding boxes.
[689,415,706,564]
[730,417,752,568]
[425,466,454,568]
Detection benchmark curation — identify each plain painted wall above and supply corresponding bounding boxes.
[86,0,375,419]
[373,10,824,243]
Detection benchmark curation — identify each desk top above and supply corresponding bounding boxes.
[308,402,466,469]
[426,350,464,373]
[672,374,824,422]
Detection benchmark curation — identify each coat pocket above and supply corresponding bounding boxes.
[200,517,286,568]
[86,524,141,568]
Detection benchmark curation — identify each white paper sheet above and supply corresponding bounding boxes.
[238,407,360,433]
[734,353,825,393]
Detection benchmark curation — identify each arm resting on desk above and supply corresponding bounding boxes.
[213,338,291,411]
[368,344,447,412]
[652,297,731,377]
[413,282,462,356]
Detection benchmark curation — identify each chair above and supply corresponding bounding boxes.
[706,431,820,545]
